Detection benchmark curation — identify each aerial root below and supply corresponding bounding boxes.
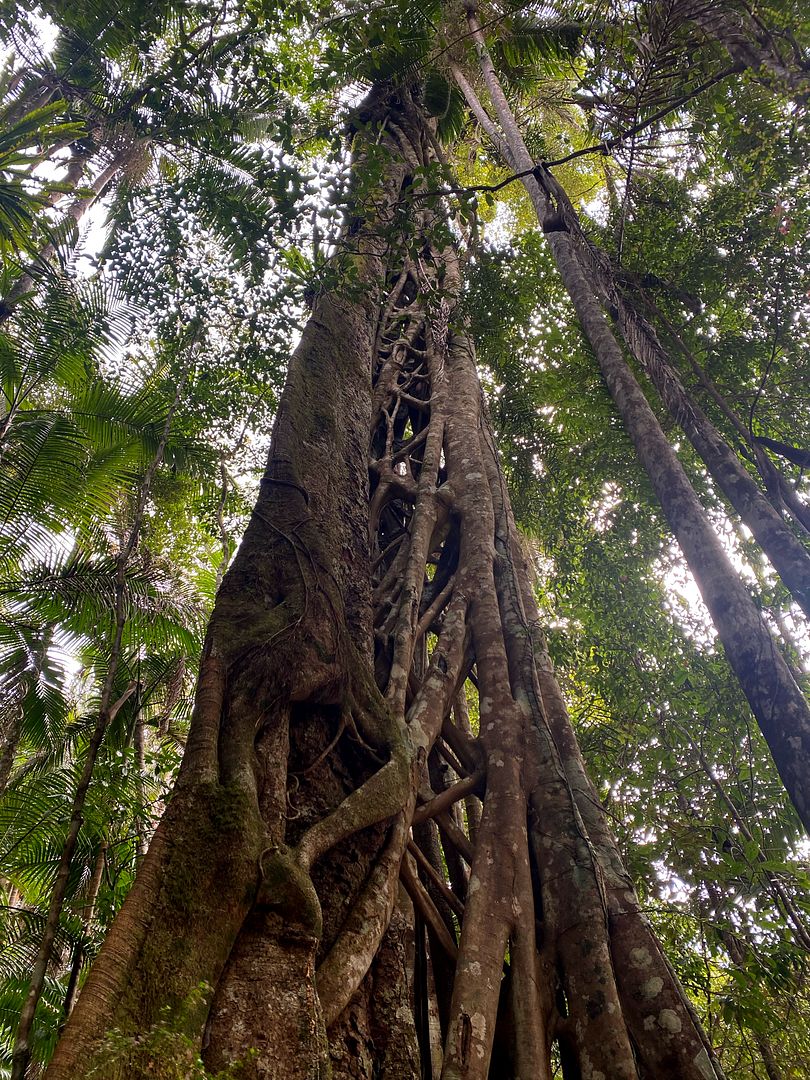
[400,854,458,960]
[316,811,411,1027]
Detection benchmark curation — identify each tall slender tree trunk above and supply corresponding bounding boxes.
[455,10,810,831]
[543,194,810,831]
[543,215,810,831]
[47,83,723,1080]
[61,842,108,1021]
[640,299,810,540]
[582,255,810,620]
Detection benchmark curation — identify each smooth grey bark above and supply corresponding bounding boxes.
[543,221,810,831]
[641,300,810,539]
[586,253,810,620]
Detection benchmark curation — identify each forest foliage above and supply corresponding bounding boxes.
[0,0,808,1075]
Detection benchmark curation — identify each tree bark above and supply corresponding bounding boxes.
[46,85,423,1080]
[47,82,727,1080]
[456,12,810,832]
[591,271,810,621]
[638,299,810,540]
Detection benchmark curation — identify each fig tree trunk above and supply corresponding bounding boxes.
[47,84,722,1080]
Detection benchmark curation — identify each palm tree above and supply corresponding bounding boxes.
[0,270,221,1075]
[0,0,282,316]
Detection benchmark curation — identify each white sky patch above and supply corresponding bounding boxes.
[583,190,609,225]
[482,199,518,247]
[587,480,623,532]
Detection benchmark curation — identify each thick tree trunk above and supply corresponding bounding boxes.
[46,87,411,1079]
[47,83,724,1080]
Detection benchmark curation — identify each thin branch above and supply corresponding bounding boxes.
[748,279,783,437]
[434,809,475,865]
[400,854,459,959]
[408,840,465,919]
[413,770,484,826]
[420,64,740,206]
